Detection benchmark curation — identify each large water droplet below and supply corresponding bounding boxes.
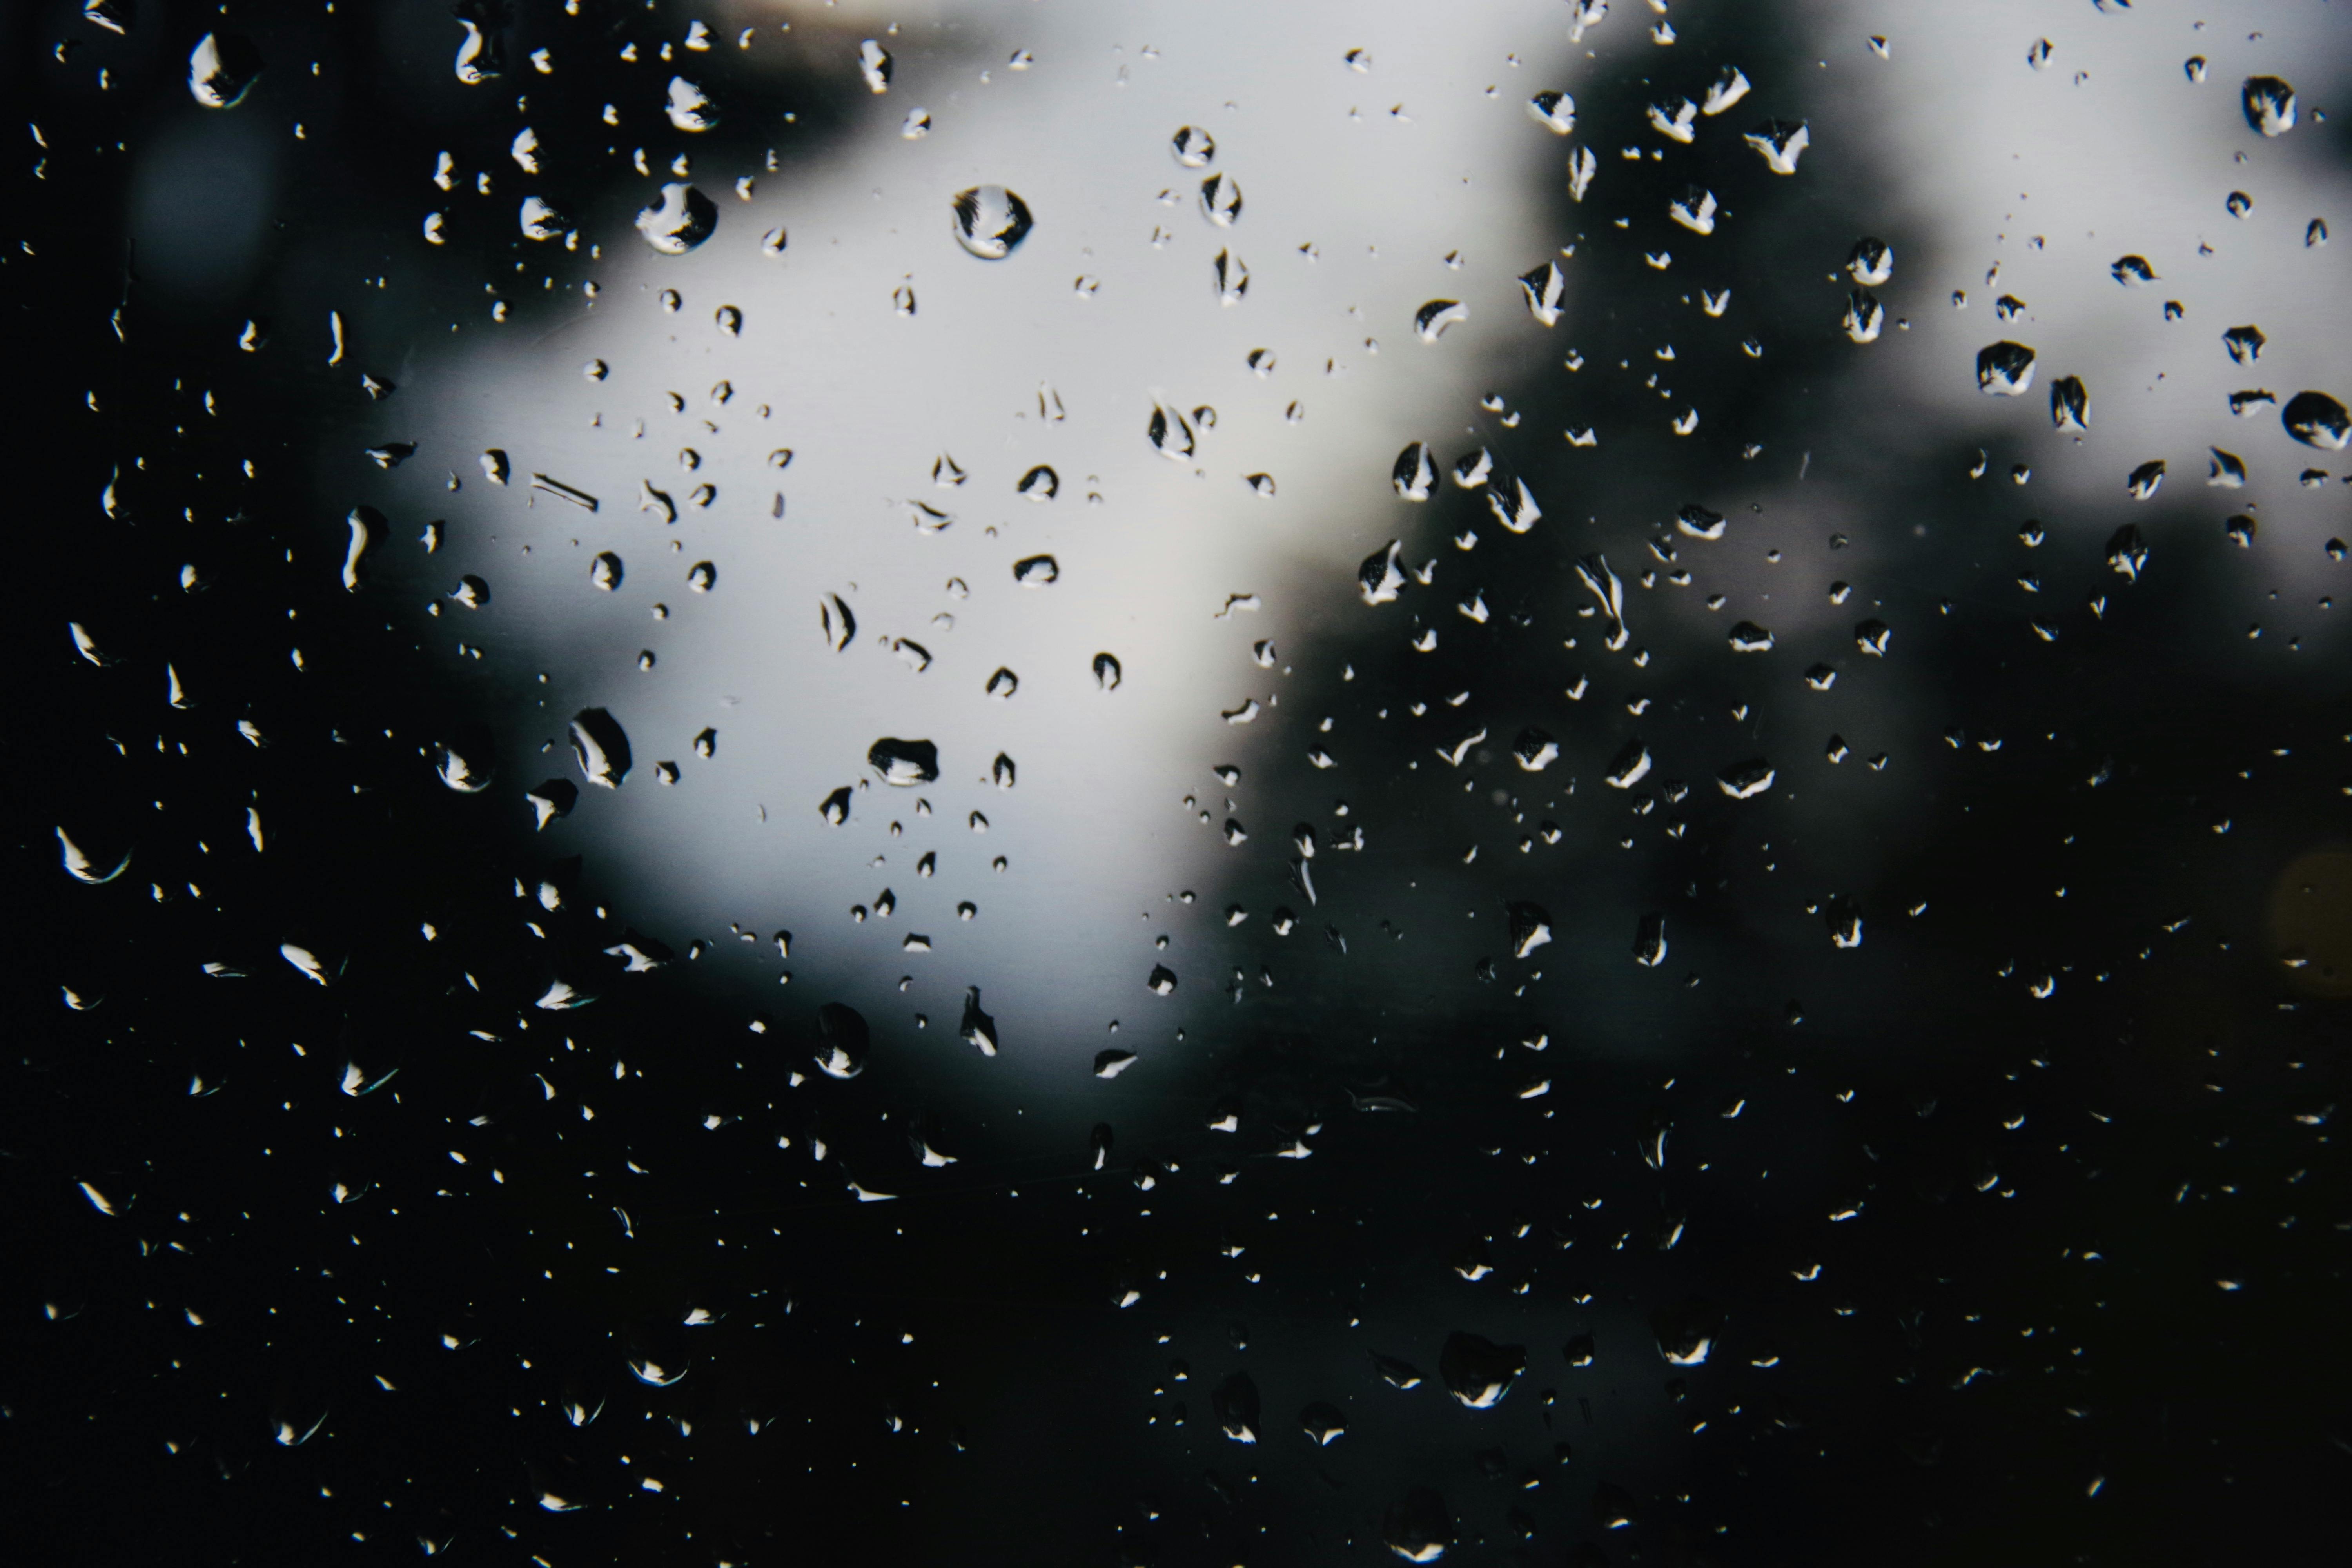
[2283,390,2350,450]
[2242,75,2297,136]
[858,39,893,93]
[1013,554,1059,586]
[950,185,1034,259]
[1847,237,1893,286]
[815,1003,869,1080]
[1382,1487,1455,1563]
[636,183,716,254]
[665,76,719,132]
[1744,118,1809,174]
[1147,403,1198,461]
[1198,173,1243,227]
[1392,442,1435,500]
[2049,374,2090,431]
[189,33,263,108]
[868,738,939,787]
[1518,261,1566,326]
[1092,653,1123,691]
[569,708,632,788]
[1439,1332,1525,1408]
[1976,340,2037,396]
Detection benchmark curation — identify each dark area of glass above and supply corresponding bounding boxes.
[7,2,2352,1564]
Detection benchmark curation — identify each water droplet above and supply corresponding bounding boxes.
[1170,125,1216,167]
[1744,119,1809,174]
[858,39,893,94]
[1976,340,2037,396]
[436,736,494,792]
[2185,55,2209,84]
[1213,1372,1261,1443]
[1147,403,1198,461]
[820,592,856,651]
[1647,96,1699,143]
[1452,448,1492,489]
[1527,90,1575,134]
[1703,65,1753,115]
[819,786,853,825]
[569,708,632,788]
[715,304,742,335]
[1567,144,1597,202]
[900,107,931,140]
[665,76,719,132]
[1392,442,1435,500]
[1512,728,1558,771]
[869,737,939,787]
[1382,1487,1455,1564]
[1508,903,1552,959]
[2283,391,2350,450]
[1846,237,1893,286]
[1199,173,1243,226]
[57,826,131,885]
[1147,965,1178,996]
[1011,554,1060,588]
[1677,504,1726,540]
[519,195,567,241]
[189,33,263,109]
[1634,912,1669,967]
[635,183,717,254]
[2050,375,2089,431]
[2225,190,2254,219]
[1093,652,1123,690]
[1604,738,1653,789]
[1729,620,1775,652]
[760,225,788,258]
[1358,540,1406,605]
[1212,248,1249,304]
[1017,464,1059,500]
[1300,1402,1348,1446]
[960,988,998,1056]
[341,506,383,591]
[985,668,1020,700]
[527,778,577,829]
[2242,75,2297,137]
[1717,759,1776,799]
[1519,261,1566,326]
[2106,524,2149,581]
[1414,299,1468,342]
[951,185,1034,259]
[1844,290,1885,344]
[815,1003,869,1080]
[1439,1332,1525,1408]
[1855,619,1891,656]
[2223,324,2267,364]
[992,753,1018,789]
[2126,459,2167,500]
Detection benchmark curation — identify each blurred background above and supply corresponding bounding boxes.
[7,0,2352,1562]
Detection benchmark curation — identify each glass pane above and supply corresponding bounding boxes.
[18,1,2350,1561]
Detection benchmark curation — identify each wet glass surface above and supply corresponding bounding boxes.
[10,1,2352,1561]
